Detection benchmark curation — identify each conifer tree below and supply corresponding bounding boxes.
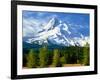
[60,56,66,66]
[39,46,48,67]
[26,49,37,68]
[82,42,89,65]
[52,49,60,67]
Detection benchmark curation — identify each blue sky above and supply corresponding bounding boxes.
[22,10,90,37]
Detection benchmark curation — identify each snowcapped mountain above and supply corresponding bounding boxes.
[24,17,89,47]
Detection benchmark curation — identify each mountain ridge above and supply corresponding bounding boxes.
[23,17,89,47]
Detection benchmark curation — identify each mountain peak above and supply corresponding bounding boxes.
[24,17,89,47]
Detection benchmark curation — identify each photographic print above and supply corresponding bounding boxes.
[23,11,90,68]
[11,0,97,79]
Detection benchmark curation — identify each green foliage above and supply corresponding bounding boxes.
[23,53,27,67]
[64,53,68,64]
[82,43,90,65]
[78,49,83,64]
[26,49,37,68]
[46,49,53,65]
[60,56,66,66]
[23,44,90,68]
[39,46,48,67]
[52,49,61,67]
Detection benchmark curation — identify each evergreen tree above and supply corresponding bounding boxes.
[26,49,37,68]
[39,46,48,67]
[82,42,89,65]
[78,47,84,64]
[60,56,66,66]
[52,49,60,67]
[23,53,27,67]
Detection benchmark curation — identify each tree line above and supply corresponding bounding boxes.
[23,43,89,68]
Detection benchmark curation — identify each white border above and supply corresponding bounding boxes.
[17,5,95,75]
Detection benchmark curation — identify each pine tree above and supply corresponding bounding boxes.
[39,46,48,67]
[60,56,66,66]
[23,53,27,67]
[52,49,60,67]
[82,42,89,65]
[26,49,37,68]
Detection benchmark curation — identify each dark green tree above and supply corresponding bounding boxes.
[23,53,27,67]
[52,49,61,67]
[39,46,48,67]
[82,42,90,65]
[60,56,66,66]
[26,49,37,68]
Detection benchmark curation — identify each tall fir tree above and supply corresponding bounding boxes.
[39,46,48,67]
[26,49,37,68]
[52,49,60,67]
[60,56,66,66]
[82,42,89,65]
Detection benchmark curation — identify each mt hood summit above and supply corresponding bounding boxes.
[24,17,89,46]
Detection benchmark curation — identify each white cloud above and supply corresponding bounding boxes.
[23,14,58,37]
[23,17,44,37]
